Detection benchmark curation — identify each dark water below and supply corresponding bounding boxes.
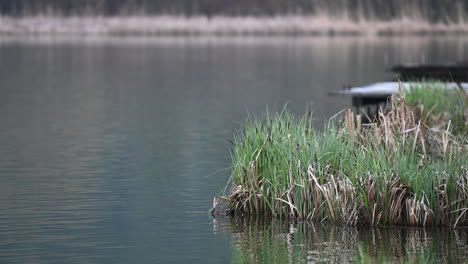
[0,36,467,263]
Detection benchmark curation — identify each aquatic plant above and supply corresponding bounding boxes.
[220,85,467,227]
[405,81,467,136]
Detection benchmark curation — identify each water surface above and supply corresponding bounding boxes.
[0,36,467,263]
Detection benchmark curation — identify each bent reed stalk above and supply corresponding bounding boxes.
[219,83,467,227]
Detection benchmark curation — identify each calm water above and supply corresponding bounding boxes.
[0,36,467,263]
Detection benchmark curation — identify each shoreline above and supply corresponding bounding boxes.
[1,15,468,36]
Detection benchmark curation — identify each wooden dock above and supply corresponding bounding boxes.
[332,82,467,116]
[391,63,468,82]
[331,63,468,116]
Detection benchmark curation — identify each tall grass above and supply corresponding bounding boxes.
[222,88,467,227]
[405,82,467,136]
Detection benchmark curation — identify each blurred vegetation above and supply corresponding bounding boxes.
[0,0,467,23]
[406,82,467,136]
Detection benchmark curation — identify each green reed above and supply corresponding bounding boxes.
[223,86,467,227]
[405,81,466,136]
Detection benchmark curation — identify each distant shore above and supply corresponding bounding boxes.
[1,15,468,36]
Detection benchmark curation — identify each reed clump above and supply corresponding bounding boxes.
[405,82,467,136]
[220,85,467,227]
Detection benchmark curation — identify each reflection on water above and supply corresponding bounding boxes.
[214,217,468,263]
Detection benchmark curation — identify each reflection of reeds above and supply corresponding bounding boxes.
[356,227,468,263]
[223,218,468,263]
[222,83,467,227]
[229,219,360,263]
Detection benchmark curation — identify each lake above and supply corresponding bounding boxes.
[0,35,467,263]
